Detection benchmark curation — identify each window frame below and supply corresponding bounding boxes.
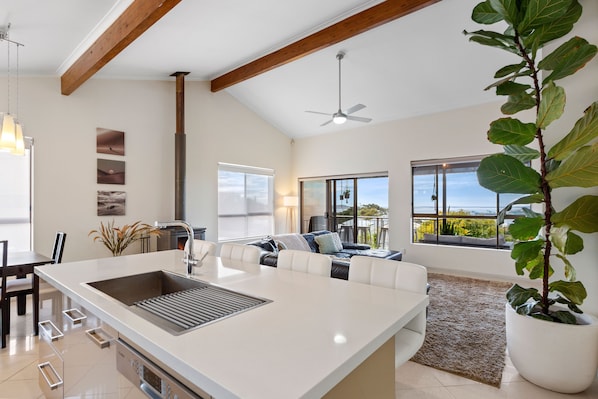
[217,162,274,242]
[411,156,524,250]
[0,137,34,251]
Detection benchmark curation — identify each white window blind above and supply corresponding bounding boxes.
[218,163,274,241]
[0,137,33,251]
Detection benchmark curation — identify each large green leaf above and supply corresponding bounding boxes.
[539,36,598,83]
[501,93,537,114]
[537,82,565,129]
[497,193,543,224]
[490,0,521,26]
[547,144,598,188]
[472,0,504,24]
[496,81,531,96]
[488,118,537,145]
[548,101,598,161]
[556,254,576,281]
[494,62,527,78]
[506,284,540,307]
[504,145,540,162]
[549,280,587,305]
[552,195,598,233]
[511,240,544,262]
[510,216,544,240]
[550,227,584,255]
[518,0,572,34]
[524,0,581,47]
[477,154,541,193]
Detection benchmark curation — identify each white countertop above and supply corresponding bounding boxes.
[35,250,428,399]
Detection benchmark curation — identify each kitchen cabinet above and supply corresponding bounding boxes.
[38,280,122,398]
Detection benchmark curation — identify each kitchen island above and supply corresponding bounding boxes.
[35,250,428,398]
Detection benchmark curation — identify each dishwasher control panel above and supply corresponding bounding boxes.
[117,339,210,399]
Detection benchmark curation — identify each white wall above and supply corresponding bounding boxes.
[0,78,291,261]
[292,2,598,315]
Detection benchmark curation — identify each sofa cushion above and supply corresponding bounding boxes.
[249,237,278,253]
[272,233,312,252]
[302,233,319,253]
[315,232,343,254]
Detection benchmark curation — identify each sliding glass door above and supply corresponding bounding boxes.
[300,175,388,248]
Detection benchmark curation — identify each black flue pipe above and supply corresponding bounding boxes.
[171,71,189,221]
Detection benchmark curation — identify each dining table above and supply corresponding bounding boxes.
[6,251,53,335]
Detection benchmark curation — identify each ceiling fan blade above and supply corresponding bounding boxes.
[346,115,372,123]
[346,104,366,115]
[321,119,334,126]
[305,110,332,116]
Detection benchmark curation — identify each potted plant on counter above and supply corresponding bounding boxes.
[465,0,598,393]
[89,220,161,256]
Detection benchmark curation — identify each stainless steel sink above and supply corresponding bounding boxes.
[87,270,270,335]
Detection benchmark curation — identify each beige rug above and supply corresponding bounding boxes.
[411,273,514,388]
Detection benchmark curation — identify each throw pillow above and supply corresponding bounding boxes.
[315,233,343,254]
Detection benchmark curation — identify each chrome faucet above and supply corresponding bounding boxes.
[154,220,197,275]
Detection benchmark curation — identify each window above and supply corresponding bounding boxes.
[0,138,33,251]
[218,163,274,241]
[299,173,389,248]
[411,156,526,249]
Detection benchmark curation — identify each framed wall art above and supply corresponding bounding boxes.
[96,127,125,156]
[97,190,126,216]
[97,159,125,185]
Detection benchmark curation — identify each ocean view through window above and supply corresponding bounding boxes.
[411,156,528,249]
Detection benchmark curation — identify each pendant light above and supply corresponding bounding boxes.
[0,24,25,155]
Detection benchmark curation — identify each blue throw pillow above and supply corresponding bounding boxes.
[314,233,343,254]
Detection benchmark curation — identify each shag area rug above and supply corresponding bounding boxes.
[411,273,514,388]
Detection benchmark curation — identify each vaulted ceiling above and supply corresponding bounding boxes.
[0,0,516,138]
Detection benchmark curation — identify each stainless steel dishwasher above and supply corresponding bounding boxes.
[116,339,211,399]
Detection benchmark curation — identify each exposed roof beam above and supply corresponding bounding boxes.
[210,0,440,92]
[61,0,182,95]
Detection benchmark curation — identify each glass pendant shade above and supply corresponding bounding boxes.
[13,121,24,155]
[0,113,17,152]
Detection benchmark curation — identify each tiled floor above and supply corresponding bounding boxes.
[1,297,597,398]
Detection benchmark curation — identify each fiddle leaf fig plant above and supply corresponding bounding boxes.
[465,0,598,324]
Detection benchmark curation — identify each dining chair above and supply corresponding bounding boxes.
[1,240,38,348]
[184,239,217,259]
[277,249,332,277]
[348,255,428,368]
[219,243,261,264]
[40,232,68,316]
[51,231,67,264]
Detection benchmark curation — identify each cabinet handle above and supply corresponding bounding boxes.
[85,327,114,349]
[38,361,64,390]
[38,320,64,341]
[62,308,87,325]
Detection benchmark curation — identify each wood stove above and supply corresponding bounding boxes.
[156,226,206,251]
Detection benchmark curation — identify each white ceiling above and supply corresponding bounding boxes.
[0,0,517,138]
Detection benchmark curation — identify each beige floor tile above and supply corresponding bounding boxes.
[395,386,456,399]
[396,361,444,389]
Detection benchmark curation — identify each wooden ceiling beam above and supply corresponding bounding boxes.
[61,0,182,95]
[210,0,440,92]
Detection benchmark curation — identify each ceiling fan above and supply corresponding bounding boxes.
[305,51,372,127]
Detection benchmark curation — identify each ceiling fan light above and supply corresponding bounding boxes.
[333,114,347,124]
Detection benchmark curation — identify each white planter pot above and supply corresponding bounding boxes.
[505,303,598,393]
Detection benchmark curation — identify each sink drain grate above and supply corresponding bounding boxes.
[135,285,268,330]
